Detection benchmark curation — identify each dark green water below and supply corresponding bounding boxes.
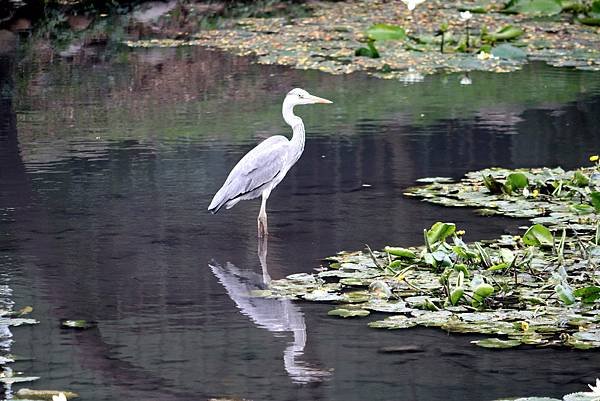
[1,35,600,400]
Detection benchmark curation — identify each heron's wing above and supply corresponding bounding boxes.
[208,136,290,212]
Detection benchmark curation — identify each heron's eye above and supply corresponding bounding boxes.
[298,94,303,98]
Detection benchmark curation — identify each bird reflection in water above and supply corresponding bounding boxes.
[209,237,331,384]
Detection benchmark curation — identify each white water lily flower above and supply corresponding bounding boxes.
[52,393,67,401]
[459,11,473,21]
[401,0,426,11]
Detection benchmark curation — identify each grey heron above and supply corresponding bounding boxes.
[208,88,333,236]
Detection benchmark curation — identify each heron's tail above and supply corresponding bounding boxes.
[208,197,224,214]
[208,186,231,214]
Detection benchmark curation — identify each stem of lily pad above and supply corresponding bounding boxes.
[403,277,430,294]
[365,244,383,270]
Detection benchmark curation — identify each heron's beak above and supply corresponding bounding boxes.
[307,94,333,104]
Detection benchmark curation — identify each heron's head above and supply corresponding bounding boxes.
[285,88,332,106]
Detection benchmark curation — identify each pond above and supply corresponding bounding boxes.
[1,37,600,401]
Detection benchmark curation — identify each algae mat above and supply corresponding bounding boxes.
[256,162,600,350]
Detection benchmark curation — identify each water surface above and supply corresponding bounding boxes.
[1,41,600,400]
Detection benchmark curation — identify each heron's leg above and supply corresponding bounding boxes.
[258,192,269,237]
[258,235,270,285]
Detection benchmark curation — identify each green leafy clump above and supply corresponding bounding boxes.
[263,163,600,350]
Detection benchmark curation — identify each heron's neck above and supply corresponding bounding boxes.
[282,101,305,154]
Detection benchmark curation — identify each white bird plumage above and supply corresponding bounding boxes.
[208,88,332,236]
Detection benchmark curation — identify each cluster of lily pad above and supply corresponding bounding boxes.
[255,161,600,350]
[356,18,526,60]
[125,0,600,80]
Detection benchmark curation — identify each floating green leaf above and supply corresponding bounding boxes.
[369,315,418,329]
[573,286,600,303]
[590,192,600,212]
[384,246,416,259]
[450,287,465,305]
[505,0,563,16]
[569,204,595,215]
[426,222,456,245]
[484,25,524,42]
[366,24,407,41]
[492,44,528,60]
[328,308,370,318]
[471,338,521,348]
[474,283,495,298]
[522,224,553,247]
[578,16,600,25]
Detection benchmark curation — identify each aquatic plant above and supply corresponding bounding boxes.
[459,10,472,48]
[127,0,600,77]
[259,161,600,350]
[504,0,600,25]
[401,0,426,33]
[355,24,406,59]
[435,21,449,53]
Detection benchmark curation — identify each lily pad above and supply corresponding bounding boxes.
[492,44,528,60]
[328,308,370,318]
[505,0,563,16]
[523,224,553,247]
[426,222,456,245]
[384,246,416,259]
[366,24,407,41]
[369,315,418,329]
[471,338,522,348]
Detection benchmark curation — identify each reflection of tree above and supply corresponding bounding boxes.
[210,236,330,384]
[0,37,30,208]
